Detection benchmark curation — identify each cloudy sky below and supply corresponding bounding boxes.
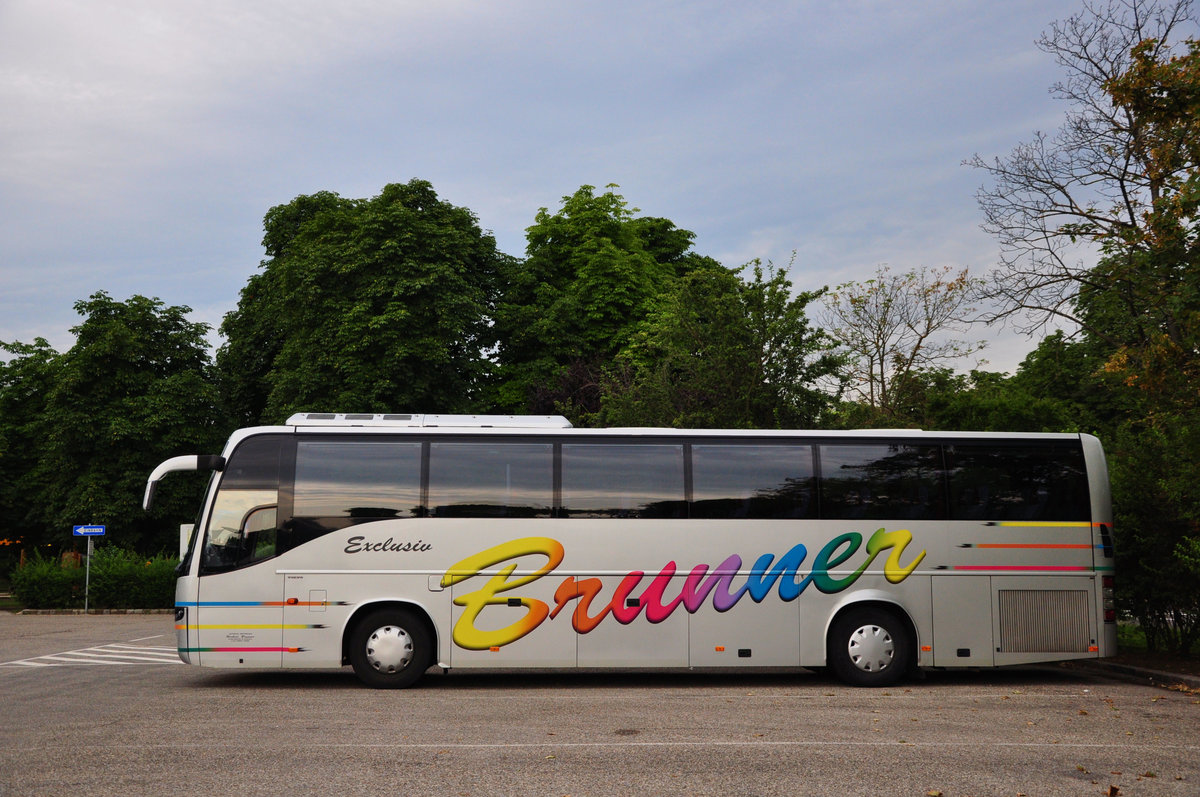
[2,0,1104,373]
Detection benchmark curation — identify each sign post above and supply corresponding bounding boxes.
[72,525,106,613]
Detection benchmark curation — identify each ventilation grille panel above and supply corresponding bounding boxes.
[998,589,1090,653]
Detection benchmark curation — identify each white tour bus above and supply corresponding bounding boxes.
[144,413,1116,688]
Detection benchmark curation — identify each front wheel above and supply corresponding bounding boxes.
[348,608,432,689]
[827,606,913,688]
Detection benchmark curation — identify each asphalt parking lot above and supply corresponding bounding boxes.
[2,613,1198,796]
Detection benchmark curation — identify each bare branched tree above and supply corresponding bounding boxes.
[819,265,985,416]
[966,0,1197,341]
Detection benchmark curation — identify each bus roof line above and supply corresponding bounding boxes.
[285,413,573,429]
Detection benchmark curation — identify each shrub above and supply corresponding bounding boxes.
[9,546,177,610]
[9,552,84,609]
[88,547,177,609]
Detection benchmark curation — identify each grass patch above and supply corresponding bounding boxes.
[1116,622,1199,657]
[1117,623,1148,653]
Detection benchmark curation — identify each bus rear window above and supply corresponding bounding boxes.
[946,443,1089,521]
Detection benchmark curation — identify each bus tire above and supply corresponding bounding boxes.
[827,606,912,688]
[348,608,432,689]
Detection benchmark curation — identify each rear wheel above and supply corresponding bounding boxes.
[348,608,432,689]
[827,606,912,688]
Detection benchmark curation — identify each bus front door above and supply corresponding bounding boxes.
[191,501,285,668]
[192,568,285,668]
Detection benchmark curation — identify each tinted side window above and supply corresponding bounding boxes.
[219,434,284,490]
[293,440,422,519]
[820,443,945,520]
[428,442,553,518]
[691,444,815,519]
[947,443,1089,521]
[562,443,685,518]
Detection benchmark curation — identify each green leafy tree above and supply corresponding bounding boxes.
[1006,330,1144,435]
[493,185,721,419]
[218,190,347,426]
[868,368,1076,432]
[1108,418,1200,653]
[21,293,221,553]
[600,262,843,428]
[832,330,1129,434]
[1091,42,1200,652]
[218,180,508,423]
[0,338,61,551]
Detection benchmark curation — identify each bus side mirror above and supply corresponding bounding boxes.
[143,455,225,510]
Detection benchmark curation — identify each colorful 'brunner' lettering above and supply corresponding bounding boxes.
[440,537,565,651]
[441,530,925,651]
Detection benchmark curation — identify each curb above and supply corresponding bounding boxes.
[1066,659,1200,690]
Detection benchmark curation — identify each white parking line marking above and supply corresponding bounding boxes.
[51,649,178,663]
[0,643,183,668]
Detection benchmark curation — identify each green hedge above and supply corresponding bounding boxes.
[9,553,84,609]
[9,547,177,610]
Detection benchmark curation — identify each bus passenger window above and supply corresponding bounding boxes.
[293,440,422,520]
[691,444,814,519]
[819,443,945,520]
[562,443,685,518]
[428,442,552,518]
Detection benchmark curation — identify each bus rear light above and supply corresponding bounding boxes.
[1101,575,1116,622]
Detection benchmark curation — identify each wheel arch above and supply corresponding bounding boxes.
[341,600,439,666]
[822,594,919,669]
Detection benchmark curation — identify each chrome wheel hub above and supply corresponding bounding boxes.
[365,625,414,674]
[847,623,895,673]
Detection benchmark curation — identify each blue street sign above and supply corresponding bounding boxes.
[73,525,106,536]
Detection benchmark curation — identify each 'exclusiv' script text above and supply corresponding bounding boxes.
[344,536,432,554]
